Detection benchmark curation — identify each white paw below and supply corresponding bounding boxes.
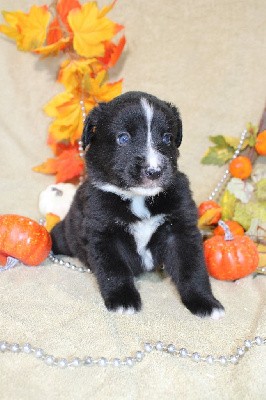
[210,308,225,320]
[114,306,137,315]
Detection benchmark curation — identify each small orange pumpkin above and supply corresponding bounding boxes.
[213,220,245,236]
[204,221,259,280]
[0,214,52,267]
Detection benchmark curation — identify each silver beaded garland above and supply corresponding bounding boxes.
[208,129,248,201]
[0,337,265,368]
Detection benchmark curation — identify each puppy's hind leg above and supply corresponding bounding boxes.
[50,221,73,256]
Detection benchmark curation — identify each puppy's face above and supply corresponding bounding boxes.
[82,92,182,196]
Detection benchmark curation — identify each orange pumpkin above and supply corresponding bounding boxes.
[229,156,252,180]
[204,233,259,281]
[255,130,266,155]
[0,214,52,267]
[213,220,245,236]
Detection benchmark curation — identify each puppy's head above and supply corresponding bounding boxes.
[82,91,182,196]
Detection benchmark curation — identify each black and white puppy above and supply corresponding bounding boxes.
[51,91,224,319]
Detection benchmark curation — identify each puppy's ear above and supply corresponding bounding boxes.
[81,103,106,150]
[166,102,183,148]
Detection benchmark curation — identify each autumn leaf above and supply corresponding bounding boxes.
[97,36,126,69]
[0,6,51,51]
[44,90,95,144]
[99,0,117,18]
[220,190,237,220]
[0,10,24,41]
[34,37,70,57]
[46,18,63,45]
[45,213,61,232]
[198,208,222,229]
[44,70,122,144]
[58,58,97,91]
[57,0,81,27]
[46,0,81,45]
[33,147,84,183]
[68,2,123,58]
[84,70,123,103]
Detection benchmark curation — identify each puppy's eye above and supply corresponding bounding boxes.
[116,132,131,146]
[162,133,173,145]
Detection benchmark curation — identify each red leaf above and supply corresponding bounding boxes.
[33,147,84,183]
[47,18,62,45]
[57,0,81,29]
[47,0,81,45]
[54,147,84,182]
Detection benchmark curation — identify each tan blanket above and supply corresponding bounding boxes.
[0,0,265,399]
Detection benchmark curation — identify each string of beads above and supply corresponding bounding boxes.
[1,337,265,368]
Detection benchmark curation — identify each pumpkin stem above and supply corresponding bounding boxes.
[218,220,234,241]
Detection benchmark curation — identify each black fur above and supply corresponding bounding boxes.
[51,91,224,317]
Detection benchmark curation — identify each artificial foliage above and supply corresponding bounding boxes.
[199,114,266,277]
[200,119,266,236]
[0,0,125,183]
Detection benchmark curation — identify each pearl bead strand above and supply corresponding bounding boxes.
[0,337,265,368]
[208,129,248,200]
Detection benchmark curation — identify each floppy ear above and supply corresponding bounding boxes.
[166,102,183,148]
[81,103,106,150]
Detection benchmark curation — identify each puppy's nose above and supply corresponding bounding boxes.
[145,167,162,180]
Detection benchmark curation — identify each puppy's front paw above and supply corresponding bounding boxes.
[183,295,225,320]
[105,285,141,314]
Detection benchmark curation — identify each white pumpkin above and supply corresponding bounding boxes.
[39,183,77,220]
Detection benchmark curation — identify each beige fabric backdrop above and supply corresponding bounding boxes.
[0,1,265,399]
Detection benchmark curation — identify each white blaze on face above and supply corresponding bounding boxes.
[140,98,161,170]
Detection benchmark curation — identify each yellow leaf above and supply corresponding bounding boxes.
[0,6,51,51]
[44,92,74,118]
[198,208,222,229]
[68,2,121,58]
[34,37,70,57]
[0,11,24,40]
[84,71,122,103]
[45,213,61,232]
[220,190,237,220]
[44,91,95,144]
[58,58,97,91]
[224,135,249,151]
[99,0,117,17]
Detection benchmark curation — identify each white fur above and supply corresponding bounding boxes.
[130,214,166,271]
[114,306,137,315]
[130,196,150,219]
[95,183,163,198]
[141,97,162,170]
[95,182,166,271]
[210,308,225,320]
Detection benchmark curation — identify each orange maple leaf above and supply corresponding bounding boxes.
[67,2,123,58]
[97,36,126,69]
[33,147,84,183]
[0,6,50,51]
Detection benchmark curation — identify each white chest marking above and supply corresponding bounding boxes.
[130,196,165,271]
[141,97,162,170]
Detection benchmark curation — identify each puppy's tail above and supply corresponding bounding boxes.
[50,221,73,256]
